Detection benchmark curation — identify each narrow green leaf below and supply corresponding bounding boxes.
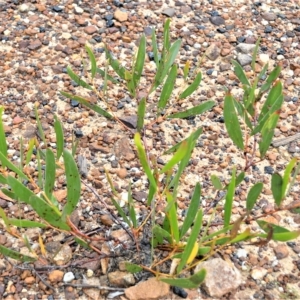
[259,112,279,158]
[224,167,236,227]
[258,81,283,122]
[60,91,113,119]
[37,150,43,189]
[66,66,93,90]
[234,100,253,130]
[151,28,160,67]
[111,197,131,227]
[62,150,81,219]
[257,220,290,234]
[125,262,143,273]
[54,115,64,160]
[201,225,233,242]
[259,66,281,94]
[179,72,202,99]
[105,47,126,79]
[0,152,28,180]
[224,93,244,150]
[232,60,250,86]
[168,100,215,119]
[147,182,156,206]
[166,192,179,243]
[251,37,261,71]
[96,68,118,83]
[74,237,90,249]
[85,45,97,79]
[197,247,211,256]
[0,106,8,157]
[0,174,7,184]
[281,158,297,199]
[0,207,10,229]
[25,138,36,165]
[160,269,206,289]
[158,64,177,112]
[211,175,223,190]
[180,183,201,238]
[160,141,188,174]
[246,182,263,212]
[134,133,157,190]
[8,219,47,228]
[230,228,252,244]
[152,224,172,245]
[45,149,56,202]
[128,184,137,228]
[0,245,36,262]
[271,173,283,206]
[164,128,202,155]
[271,231,300,242]
[177,209,203,273]
[163,19,171,53]
[132,35,146,89]
[236,172,245,187]
[137,98,146,133]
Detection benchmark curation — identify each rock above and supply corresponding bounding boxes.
[220,63,231,72]
[12,116,24,125]
[22,125,36,139]
[114,137,135,161]
[236,43,256,54]
[63,272,75,283]
[251,267,268,280]
[206,44,220,61]
[119,115,137,129]
[132,191,148,202]
[108,271,135,287]
[194,258,242,298]
[114,9,128,22]
[210,16,225,26]
[48,270,64,283]
[261,12,277,21]
[162,8,176,17]
[236,248,248,259]
[237,54,252,66]
[45,242,73,266]
[24,276,35,284]
[28,39,42,51]
[19,4,30,12]
[111,229,131,243]
[74,6,83,14]
[116,168,127,179]
[125,277,169,300]
[100,214,114,226]
[83,277,102,300]
[274,244,289,259]
[84,26,98,35]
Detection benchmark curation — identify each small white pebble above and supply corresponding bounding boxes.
[278,287,284,292]
[87,269,94,278]
[236,249,248,259]
[63,272,75,283]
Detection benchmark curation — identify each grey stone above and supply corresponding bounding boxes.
[210,16,225,26]
[237,53,252,66]
[162,8,176,17]
[206,43,220,61]
[261,12,277,21]
[195,258,242,298]
[236,43,256,54]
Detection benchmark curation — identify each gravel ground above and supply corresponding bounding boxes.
[0,0,300,299]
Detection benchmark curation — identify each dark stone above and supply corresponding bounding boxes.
[117,103,124,109]
[264,26,273,33]
[286,31,295,37]
[104,14,114,21]
[132,191,148,202]
[113,0,123,7]
[225,24,235,30]
[74,129,83,138]
[217,28,226,33]
[106,20,114,27]
[209,10,220,16]
[206,69,214,75]
[71,100,79,107]
[93,35,102,42]
[294,26,300,32]
[144,26,153,36]
[147,51,155,61]
[111,160,118,168]
[237,36,246,43]
[173,286,188,298]
[276,48,285,55]
[52,5,63,12]
[39,27,46,33]
[197,25,206,30]
[264,166,274,174]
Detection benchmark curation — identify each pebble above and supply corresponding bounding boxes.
[210,16,225,26]
[48,270,64,283]
[114,9,128,22]
[63,272,75,283]
[274,244,289,259]
[236,248,248,259]
[236,43,256,54]
[162,8,176,17]
[108,271,135,287]
[251,267,268,280]
[237,54,252,66]
[206,43,220,61]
